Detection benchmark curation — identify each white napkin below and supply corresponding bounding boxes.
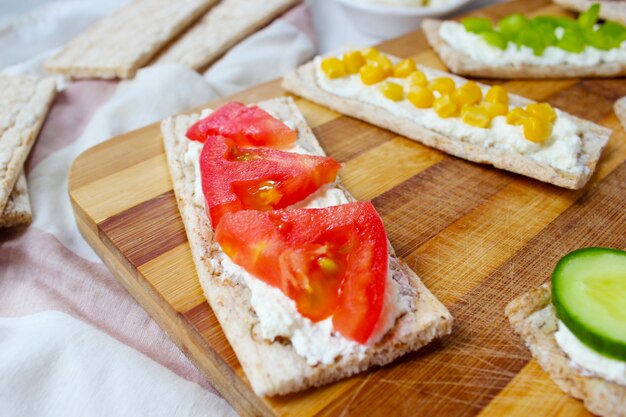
[0,311,237,417]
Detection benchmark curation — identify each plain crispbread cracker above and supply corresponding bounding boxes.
[506,284,626,417]
[281,60,611,190]
[156,0,300,71]
[554,0,626,26]
[0,171,32,228]
[161,96,452,396]
[421,18,626,79]
[44,0,217,79]
[0,74,56,214]
[615,96,626,131]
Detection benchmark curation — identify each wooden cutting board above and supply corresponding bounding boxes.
[68,0,626,415]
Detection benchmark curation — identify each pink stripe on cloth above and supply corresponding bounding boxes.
[0,227,217,394]
[26,80,118,173]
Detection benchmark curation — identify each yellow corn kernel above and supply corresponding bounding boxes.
[321,57,346,79]
[461,105,492,128]
[361,47,380,60]
[485,85,509,106]
[359,63,388,85]
[523,116,552,143]
[379,81,404,101]
[453,82,483,107]
[506,107,530,125]
[407,70,427,87]
[371,54,394,76]
[462,81,483,103]
[393,58,417,78]
[526,102,556,123]
[480,101,509,117]
[434,94,459,118]
[342,50,366,74]
[408,85,434,108]
[428,77,456,95]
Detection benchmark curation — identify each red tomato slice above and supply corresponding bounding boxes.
[201,138,340,228]
[215,202,388,344]
[186,102,297,147]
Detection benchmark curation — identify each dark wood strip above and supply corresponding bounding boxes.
[373,158,513,258]
[99,191,187,267]
[313,116,398,162]
[183,302,241,369]
[317,160,626,417]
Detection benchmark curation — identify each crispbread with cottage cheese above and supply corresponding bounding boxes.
[554,0,626,26]
[506,284,626,417]
[0,74,56,215]
[161,96,452,396]
[421,18,626,79]
[281,59,611,189]
[155,0,300,71]
[0,171,32,228]
[44,0,217,79]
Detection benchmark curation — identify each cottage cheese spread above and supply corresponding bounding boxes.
[314,57,583,174]
[555,320,626,386]
[185,112,411,365]
[439,20,626,67]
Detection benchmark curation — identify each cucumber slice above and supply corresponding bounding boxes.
[552,247,626,361]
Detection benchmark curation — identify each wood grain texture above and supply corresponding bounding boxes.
[68,1,625,416]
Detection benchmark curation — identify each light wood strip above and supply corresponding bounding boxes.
[138,243,205,313]
[73,155,171,223]
[341,137,445,201]
[478,361,592,417]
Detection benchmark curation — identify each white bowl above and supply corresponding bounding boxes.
[334,0,473,39]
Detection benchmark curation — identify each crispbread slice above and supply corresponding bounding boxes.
[0,171,32,228]
[421,18,626,79]
[155,0,300,71]
[506,284,626,417]
[0,74,56,214]
[615,96,626,131]
[554,0,626,26]
[44,0,217,79]
[161,96,452,396]
[281,60,611,190]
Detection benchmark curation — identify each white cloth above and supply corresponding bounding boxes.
[0,311,237,417]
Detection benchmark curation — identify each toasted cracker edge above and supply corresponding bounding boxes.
[421,18,626,79]
[44,0,217,79]
[281,60,611,190]
[161,96,452,396]
[0,171,32,228]
[506,284,626,417]
[155,0,300,71]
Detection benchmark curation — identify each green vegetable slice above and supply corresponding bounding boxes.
[578,4,600,29]
[470,5,626,56]
[498,13,529,35]
[462,17,493,34]
[481,30,509,50]
[552,247,626,361]
[557,28,586,53]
